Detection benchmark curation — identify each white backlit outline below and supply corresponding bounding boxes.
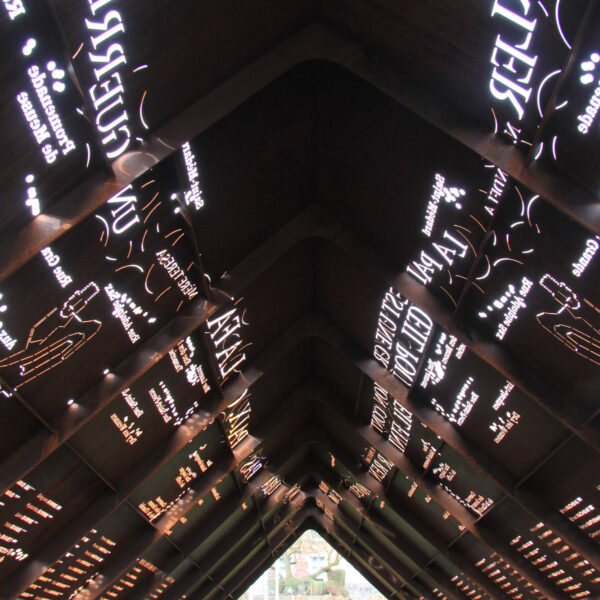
[555,0,572,50]
[537,1,549,17]
[516,186,526,217]
[536,274,600,365]
[139,90,149,130]
[534,142,544,161]
[526,195,539,226]
[455,226,476,256]
[491,107,499,134]
[0,283,102,389]
[439,286,458,307]
[144,265,155,294]
[469,214,486,232]
[493,257,524,267]
[95,215,110,246]
[71,42,84,60]
[114,263,144,274]
[476,255,492,281]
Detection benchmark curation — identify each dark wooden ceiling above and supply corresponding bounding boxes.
[0,2,599,600]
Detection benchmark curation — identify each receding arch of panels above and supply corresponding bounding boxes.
[1,10,600,600]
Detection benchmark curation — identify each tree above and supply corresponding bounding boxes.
[279,530,345,595]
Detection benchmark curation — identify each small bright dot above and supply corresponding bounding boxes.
[103,369,109,375]
[22,38,37,56]
[67,399,74,406]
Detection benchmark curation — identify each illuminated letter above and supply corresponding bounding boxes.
[389,420,411,453]
[89,43,127,81]
[212,316,241,348]
[442,231,468,257]
[95,96,127,133]
[432,241,459,266]
[217,348,245,380]
[490,69,530,120]
[207,308,236,338]
[240,456,263,482]
[407,252,443,286]
[107,185,138,234]
[382,289,408,320]
[227,401,251,439]
[406,306,433,335]
[369,454,393,483]
[5,0,26,20]
[378,312,397,334]
[374,344,391,368]
[392,341,420,386]
[393,400,413,429]
[492,35,536,68]
[33,123,51,145]
[375,324,394,351]
[373,382,388,405]
[402,306,433,353]
[491,0,536,31]
[371,404,388,434]
[490,36,537,118]
[85,10,124,50]
[89,0,113,15]
[216,339,242,368]
[103,124,130,159]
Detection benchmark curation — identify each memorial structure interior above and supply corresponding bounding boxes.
[0,1,599,599]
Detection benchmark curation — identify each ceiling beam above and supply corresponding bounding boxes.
[311,443,504,600]
[315,398,569,600]
[310,475,463,600]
